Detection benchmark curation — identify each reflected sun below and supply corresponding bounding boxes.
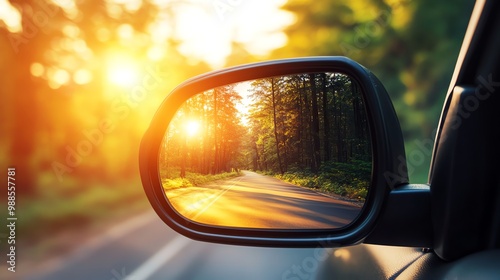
[185,120,201,137]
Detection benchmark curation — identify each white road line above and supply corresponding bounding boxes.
[192,176,242,220]
[125,235,191,280]
[26,211,158,277]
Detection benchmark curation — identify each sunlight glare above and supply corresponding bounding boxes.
[30,63,45,77]
[185,121,201,137]
[51,0,78,19]
[73,69,93,85]
[0,0,22,33]
[53,69,70,86]
[106,55,139,87]
[234,82,252,126]
[172,0,295,68]
[147,45,165,61]
[117,24,134,39]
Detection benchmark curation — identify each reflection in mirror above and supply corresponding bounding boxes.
[159,73,371,229]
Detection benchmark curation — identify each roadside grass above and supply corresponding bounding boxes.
[11,174,150,260]
[269,160,371,201]
[161,169,241,190]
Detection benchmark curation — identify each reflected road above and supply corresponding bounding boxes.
[167,171,361,229]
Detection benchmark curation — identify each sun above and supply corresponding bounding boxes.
[106,54,140,87]
[185,120,201,137]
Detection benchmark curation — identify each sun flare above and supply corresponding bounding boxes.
[172,0,294,68]
[185,120,201,137]
[106,55,140,87]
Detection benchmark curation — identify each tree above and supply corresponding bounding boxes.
[0,0,213,195]
[246,73,370,174]
[161,84,245,178]
[277,0,474,181]
[309,73,321,172]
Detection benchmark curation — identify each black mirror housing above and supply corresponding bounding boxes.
[139,57,407,247]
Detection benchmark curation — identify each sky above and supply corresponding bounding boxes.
[234,81,253,126]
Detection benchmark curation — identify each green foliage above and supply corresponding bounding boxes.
[277,0,474,182]
[11,177,150,257]
[274,160,371,200]
[162,171,241,190]
[319,160,371,187]
[247,74,371,174]
[162,178,194,189]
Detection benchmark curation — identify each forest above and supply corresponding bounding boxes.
[160,83,245,178]
[160,72,371,198]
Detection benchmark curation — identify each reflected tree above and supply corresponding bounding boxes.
[161,84,244,178]
[160,73,371,199]
[248,73,371,174]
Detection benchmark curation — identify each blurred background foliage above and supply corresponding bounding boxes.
[0,0,473,263]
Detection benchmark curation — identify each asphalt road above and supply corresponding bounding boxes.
[23,210,337,280]
[19,172,362,280]
[167,171,361,229]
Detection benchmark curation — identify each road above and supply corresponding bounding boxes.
[22,210,337,280]
[19,172,361,280]
[167,171,361,229]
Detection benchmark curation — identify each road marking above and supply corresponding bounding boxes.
[125,235,190,280]
[186,193,217,212]
[74,211,158,258]
[192,177,241,220]
[22,211,158,278]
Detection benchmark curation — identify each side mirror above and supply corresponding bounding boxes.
[140,57,408,247]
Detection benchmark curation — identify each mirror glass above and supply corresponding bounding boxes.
[159,73,372,229]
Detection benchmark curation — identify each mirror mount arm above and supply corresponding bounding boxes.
[364,184,433,248]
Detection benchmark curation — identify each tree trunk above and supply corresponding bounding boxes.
[309,74,321,172]
[321,73,331,162]
[271,78,284,174]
